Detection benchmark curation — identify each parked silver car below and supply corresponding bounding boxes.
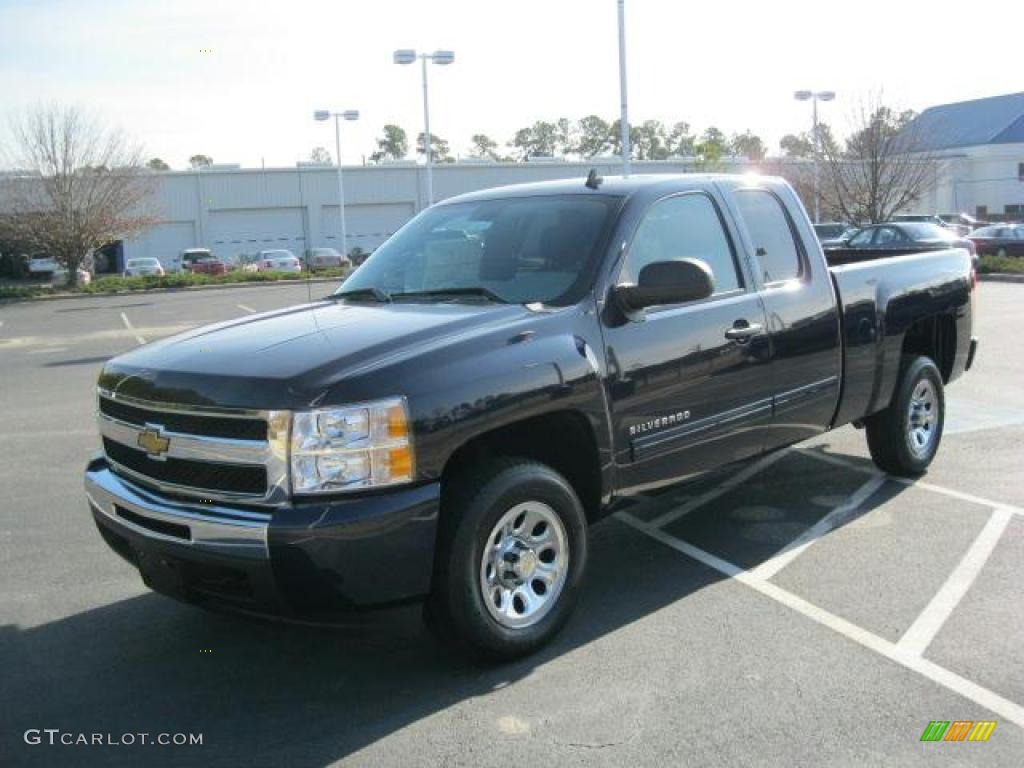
[124,257,165,277]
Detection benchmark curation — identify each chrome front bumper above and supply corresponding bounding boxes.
[85,460,270,561]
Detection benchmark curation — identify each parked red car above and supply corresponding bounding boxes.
[190,256,227,276]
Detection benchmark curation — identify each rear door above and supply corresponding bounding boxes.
[728,183,842,449]
[602,187,774,496]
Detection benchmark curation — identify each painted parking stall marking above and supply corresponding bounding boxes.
[119,312,146,345]
[617,444,1024,730]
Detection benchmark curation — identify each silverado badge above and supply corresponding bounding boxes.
[137,426,170,458]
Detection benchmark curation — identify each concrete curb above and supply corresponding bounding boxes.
[978,273,1024,284]
[0,276,344,305]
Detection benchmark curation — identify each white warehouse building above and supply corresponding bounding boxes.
[123,159,719,268]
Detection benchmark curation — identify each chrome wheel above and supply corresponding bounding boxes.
[480,501,568,630]
[906,378,938,458]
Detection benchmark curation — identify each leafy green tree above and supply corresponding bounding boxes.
[666,121,694,156]
[730,130,767,162]
[780,133,814,158]
[188,154,212,168]
[146,157,170,171]
[553,118,575,157]
[417,132,451,162]
[508,121,559,160]
[576,115,613,158]
[370,125,408,162]
[469,134,499,160]
[309,146,332,164]
[633,120,669,160]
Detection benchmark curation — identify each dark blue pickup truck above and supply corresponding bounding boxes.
[85,174,977,658]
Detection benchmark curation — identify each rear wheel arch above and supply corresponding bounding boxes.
[899,313,956,383]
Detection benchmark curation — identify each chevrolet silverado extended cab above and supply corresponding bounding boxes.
[85,174,977,659]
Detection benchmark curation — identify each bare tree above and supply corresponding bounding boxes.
[818,96,939,224]
[0,105,156,286]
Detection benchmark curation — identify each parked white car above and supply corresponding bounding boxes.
[124,257,166,277]
[257,249,302,273]
[28,254,58,276]
[51,267,92,287]
[306,247,350,271]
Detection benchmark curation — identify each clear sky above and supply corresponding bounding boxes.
[0,0,1019,169]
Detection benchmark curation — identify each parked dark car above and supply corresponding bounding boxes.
[967,224,1024,257]
[85,174,977,659]
[824,222,975,259]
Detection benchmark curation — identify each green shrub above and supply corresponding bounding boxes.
[0,284,51,300]
[977,254,1024,274]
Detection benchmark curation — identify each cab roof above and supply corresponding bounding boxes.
[439,173,783,206]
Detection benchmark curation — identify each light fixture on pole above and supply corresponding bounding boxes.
[794,89,835,224]
[394,48,455,207]
[314,108,360,256]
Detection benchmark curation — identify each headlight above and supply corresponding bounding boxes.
[290,397,414,494]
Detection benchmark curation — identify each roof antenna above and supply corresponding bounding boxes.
[585,168,603,190]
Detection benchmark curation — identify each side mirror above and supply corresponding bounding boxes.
[615,259,714,311]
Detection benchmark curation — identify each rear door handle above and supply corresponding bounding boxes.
[725,322,763,341]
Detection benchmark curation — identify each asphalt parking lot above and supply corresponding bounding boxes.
[1,280,1022,767]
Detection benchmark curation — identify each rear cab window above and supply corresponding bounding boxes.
[734,189,807,285]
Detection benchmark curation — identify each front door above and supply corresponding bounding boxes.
[601,189,774,496]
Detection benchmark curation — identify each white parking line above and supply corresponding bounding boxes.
[797,446,1024,517]
[898,506,1014,657]
[750,473,888,580]
[120,312,146,345]
[617,512,1024,728]
[650,448,793,528]
[237,304,256,313]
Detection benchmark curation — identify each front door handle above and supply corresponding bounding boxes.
[725,322,764,341]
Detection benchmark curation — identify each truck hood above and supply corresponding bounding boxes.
[99,299,535,408]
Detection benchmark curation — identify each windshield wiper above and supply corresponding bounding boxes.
[391,287,508,303]
[329,286,392,303]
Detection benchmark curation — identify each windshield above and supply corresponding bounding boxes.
[128,259,158,267]
[338,194,619,305]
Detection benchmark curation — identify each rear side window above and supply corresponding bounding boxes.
[735,189,805,283]
[622,193,741,296]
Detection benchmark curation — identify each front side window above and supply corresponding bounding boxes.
[620,193,741,296]
[339,194,620,305]
[734,189,805,283]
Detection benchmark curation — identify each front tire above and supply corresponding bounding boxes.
[428,459,587,660]
[865,355,945,476]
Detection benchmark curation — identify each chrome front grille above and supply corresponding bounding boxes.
[96,391,290,505]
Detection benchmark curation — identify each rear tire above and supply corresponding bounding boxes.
[427,458,587,660]
[865,355,945,476]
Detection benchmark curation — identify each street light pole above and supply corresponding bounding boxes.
[394,48,455,208]
[333,115,347,257]
[794,89,835,224]
[617,0,631,176]
[421,55,433,206]
[314,109,359,256]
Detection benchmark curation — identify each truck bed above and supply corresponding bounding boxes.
[823,244,967,267]
[828,247,974,428]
